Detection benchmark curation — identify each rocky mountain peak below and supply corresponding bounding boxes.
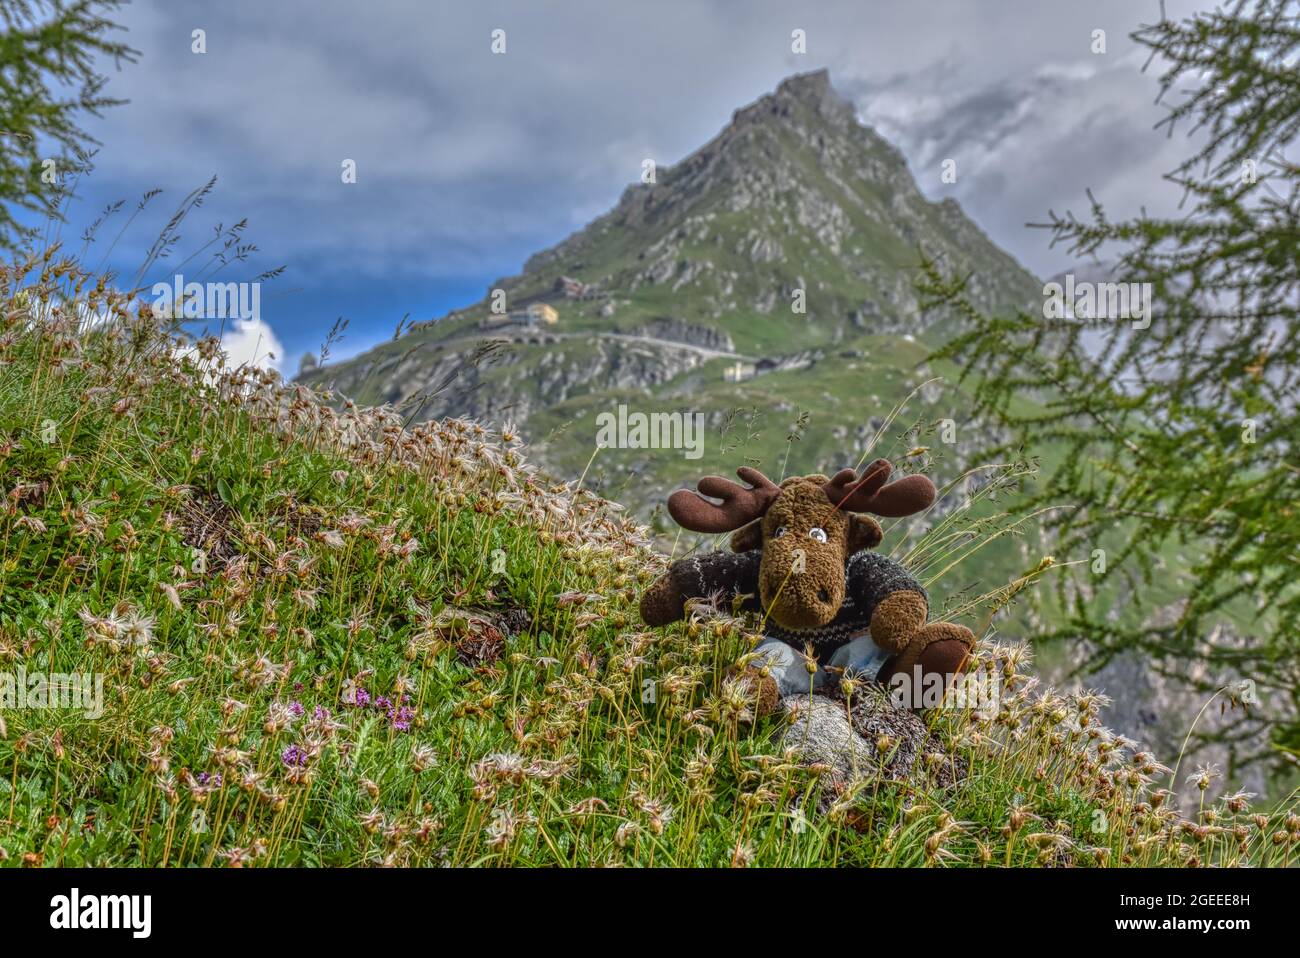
[777,66,832,97]
[523,70,909,277]
[774,68,855,121]
[304,70,1042,466]
[730,67,857,136]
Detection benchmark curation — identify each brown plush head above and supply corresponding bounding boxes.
[667,460,935,630]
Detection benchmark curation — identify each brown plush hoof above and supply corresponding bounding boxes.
[877,623,974,710]
[726,665,781,720]
[639,574,681,626]
[916,637,972,684]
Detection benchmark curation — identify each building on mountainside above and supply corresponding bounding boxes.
[480,303,559,330]
[526,303,559,325]
[554,276,589,298]
[722,355,817,383]
[723,361,756,383]
[554,275,609,301]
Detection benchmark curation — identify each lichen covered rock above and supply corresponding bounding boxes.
[779,684,964,790]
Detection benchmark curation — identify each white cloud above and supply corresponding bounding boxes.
[219,318,285,374]
[79,0,1226,301]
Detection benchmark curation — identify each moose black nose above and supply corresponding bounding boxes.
[817,588,830,603]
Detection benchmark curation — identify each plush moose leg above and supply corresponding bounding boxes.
[869,590,974,709]
[640,551,761,626]
[727,666,783,721]
[639,575,684,627]
[726,637,816,720]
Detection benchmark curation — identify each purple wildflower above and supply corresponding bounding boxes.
[281,744,308,768]
[388,705,414,732]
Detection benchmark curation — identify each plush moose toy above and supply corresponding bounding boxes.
[640,459,973,714]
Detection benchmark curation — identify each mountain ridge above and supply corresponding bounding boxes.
[299,68,1041,446]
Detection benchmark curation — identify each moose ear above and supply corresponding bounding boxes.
[846,514,883,554]
[730,520,764,553]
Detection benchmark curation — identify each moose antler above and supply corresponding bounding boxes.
[667,467,781,533]
[824,459,936,517]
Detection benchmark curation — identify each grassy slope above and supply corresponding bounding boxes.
[1,259,1293,867]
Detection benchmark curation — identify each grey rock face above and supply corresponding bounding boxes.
[629,316,735,352]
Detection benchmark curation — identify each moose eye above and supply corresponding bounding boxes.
[773,526,788,539]
[808,527,828,543]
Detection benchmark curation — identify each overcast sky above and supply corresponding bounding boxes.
[47,0,1217,371]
